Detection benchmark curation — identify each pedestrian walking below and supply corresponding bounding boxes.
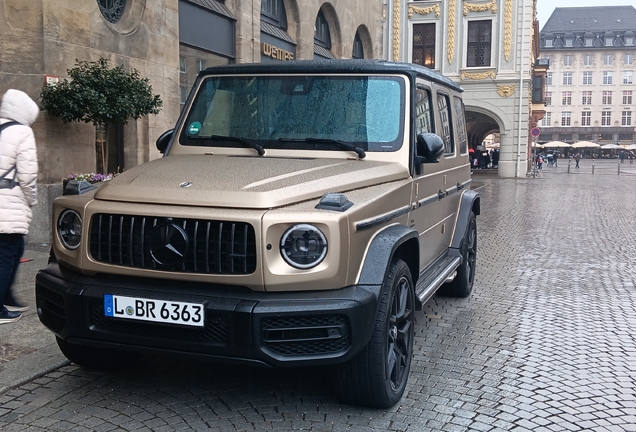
[574,153,581,169]
[630,152,634,164]
[553,152,558,167]
[536,154,543,170]
[0,89,39,324]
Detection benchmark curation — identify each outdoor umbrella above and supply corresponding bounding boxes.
[542,141,570,149]
[571,141,600,148]
[600,143,622,150]
[625,144,636,150]
[531,142,544,148]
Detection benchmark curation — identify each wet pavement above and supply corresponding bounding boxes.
[1,158,636,431]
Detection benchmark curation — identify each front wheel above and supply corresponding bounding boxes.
[56,337,142,370]
[336,258,415,408]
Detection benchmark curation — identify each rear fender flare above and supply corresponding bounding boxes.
[451,190,480,251]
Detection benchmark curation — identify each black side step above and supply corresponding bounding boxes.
[414,255,461,310]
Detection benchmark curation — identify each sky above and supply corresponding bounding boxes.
[536,0,636,29]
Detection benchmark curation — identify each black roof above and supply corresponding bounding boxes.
[201,59,463,92]
[542,6,636,33]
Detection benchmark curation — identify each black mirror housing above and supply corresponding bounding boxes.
[156,129,174,154]
[416,133,444,163]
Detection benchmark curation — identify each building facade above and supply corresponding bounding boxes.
[0,0,383,243]
[0,0,383,184]
[383,0,541,177]
[538,6,636,146]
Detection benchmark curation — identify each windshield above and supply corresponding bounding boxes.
[179,74,405,153]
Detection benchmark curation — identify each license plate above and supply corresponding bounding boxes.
[104,294,204,327]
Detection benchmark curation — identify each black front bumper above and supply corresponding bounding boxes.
[35,264,381,367]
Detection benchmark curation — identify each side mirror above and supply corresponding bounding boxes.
[156,129,174,154]
[414,133,445,175]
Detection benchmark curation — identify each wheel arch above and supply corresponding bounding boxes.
[451,189,480,251]
[358,224,419,287]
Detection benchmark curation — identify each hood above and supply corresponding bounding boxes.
[0,89,39,126]
[94,155,409,209]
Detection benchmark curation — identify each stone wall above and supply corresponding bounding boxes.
[0,0,180,183]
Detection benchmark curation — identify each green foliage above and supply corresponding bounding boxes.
[40,58,163,126]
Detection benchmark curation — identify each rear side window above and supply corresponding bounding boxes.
[453,96,468,154]
[437,93,454,155]
[415,87,434,135]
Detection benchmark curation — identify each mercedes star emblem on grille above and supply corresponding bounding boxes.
[149,223,189,267]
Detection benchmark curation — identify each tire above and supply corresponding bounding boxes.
[440,211,476,298]
[56,337,142,370]
[336,258,415,408]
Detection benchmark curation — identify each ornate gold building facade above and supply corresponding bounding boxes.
[383,0,541,177]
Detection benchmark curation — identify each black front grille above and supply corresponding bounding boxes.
[89,214,257,274]
[90,303,229,343]
[262,315,351,356]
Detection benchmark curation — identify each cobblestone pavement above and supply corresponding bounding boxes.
[1,159,636,431]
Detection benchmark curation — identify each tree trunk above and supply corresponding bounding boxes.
[96,123,107,174]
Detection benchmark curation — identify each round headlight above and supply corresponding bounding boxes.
[280,224,328,269]
[58,210,82,250]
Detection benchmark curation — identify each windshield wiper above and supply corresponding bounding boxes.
[207,135,265,156]
[278,137,366,159]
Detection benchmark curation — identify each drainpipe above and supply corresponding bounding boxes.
[516,0,527,177]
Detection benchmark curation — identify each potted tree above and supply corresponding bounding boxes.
[40,58,163,175]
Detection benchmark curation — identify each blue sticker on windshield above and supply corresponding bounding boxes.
[188,121,201,135]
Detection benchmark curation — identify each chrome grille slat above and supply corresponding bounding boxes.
[89,214,256,275]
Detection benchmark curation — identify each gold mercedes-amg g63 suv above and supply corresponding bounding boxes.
[37,60,479,408]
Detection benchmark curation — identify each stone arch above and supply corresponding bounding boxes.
[316,2,343,58]
[353,25,373,59]
[283,0,301,46]
[464,106,503,149]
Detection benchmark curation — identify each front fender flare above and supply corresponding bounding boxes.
[358,224,419,287]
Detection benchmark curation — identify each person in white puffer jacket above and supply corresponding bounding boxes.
[0,89,39,324]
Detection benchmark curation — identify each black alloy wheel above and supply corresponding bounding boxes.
[336,258,415,408]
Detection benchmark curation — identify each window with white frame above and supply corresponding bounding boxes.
[562,91,572,105]
[623,71,633,85]
[179,56,186,74]
[544,55,552,66]
[605,36,614,46]
[581,112,591,126]
[582,91,592,105]
[564,37,574,47]
[466,20,492,67]
[622,111,632,126]
[562,72,572,85]
[545,39,553,47]
[563,55,573,66]
[545,92,552,106]
[546,72,552,85]
[584,54,593,65]
[585,37,594,47]
[561,111,571,126]
[583,71,593,85]
[602,91,613,104]
[412,23,436,69]
[541,112,551,127]
[624,91,633,105]
[626,36,634,47]
[601,111,612,125]
[625,54,634,65]
[603,71,613,84]
[604,54,613,65]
